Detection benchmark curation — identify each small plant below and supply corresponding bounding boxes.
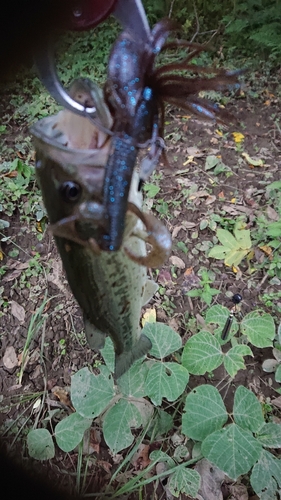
[186,267,220,306]
[208,218,252,268]
[182,304,275,377]
[26,311,281,499]
[183,384,281,498]
[18,296,50,384]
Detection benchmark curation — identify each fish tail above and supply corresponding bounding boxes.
[115,333,152,378]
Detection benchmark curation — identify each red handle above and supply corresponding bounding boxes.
[68,0,117,30]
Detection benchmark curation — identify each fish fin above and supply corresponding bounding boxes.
[115,333,152,378]
[142,279,158,306]
[84,316,106,350]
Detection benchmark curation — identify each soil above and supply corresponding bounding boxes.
[0,75,281,500]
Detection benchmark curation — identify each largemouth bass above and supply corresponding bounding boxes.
[30,80,171,377]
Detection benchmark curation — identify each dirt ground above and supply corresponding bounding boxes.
[0,78,281,498]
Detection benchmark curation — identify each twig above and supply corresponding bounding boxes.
[190,0,200,43]
[168,0,176,18]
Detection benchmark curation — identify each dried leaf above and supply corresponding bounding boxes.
[205,195,216,205]
[3,346,18,370]
[189,190,209,200]
[52,386,73,408]
[184,267,194,276]
[2,261,29,282]
[172,225,185,239]
[96,460,112,473]
[131,444,151,469]
[142,308,157,327]
[10,300,25,323]
[228,483,248,500]
[169,256,185,269]
[266,206,279,221]
[242,152,264,167]
[272,397,281,410]
[158,269,173,286]
[195,458,224,500]
[183,156,195,166]
[259,245,273,257]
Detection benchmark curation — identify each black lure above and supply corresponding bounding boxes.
[100,18,244,251]
[221,293,243,340]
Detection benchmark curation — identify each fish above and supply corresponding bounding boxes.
[30,81,171,377]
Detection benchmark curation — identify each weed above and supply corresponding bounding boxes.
[186,267,221,306]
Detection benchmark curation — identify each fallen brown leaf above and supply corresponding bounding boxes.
[131,444,151,470]
[52,386,74,409]
[3,346,18,370]
[10,300,25,323]
[169,256,185,269]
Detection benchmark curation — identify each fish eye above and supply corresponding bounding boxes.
[59,181,81,202]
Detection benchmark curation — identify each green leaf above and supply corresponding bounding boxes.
[208,245,230,260]
[182,385,228,441]
[216,228,239,249]
[202,424,262,480]
[241,311,275,347]
[206,304,239,339]
[27,429,55,460]
[205,155,220,170]
[103,399,142,454]
[181,331,223,375]
[256,423,281,448]
[117,360,149,397]
[71,366,115,418]
[147,409,173,439]
[143,183,160,198]
[142,322,182,359]
[55,413,92,452]
[266,180,281,192]
[0,219,10,229]
[275,364,281,383]
[233,225,251,249]
[168,467,201,498]
[224,248,249,267]
[234,386,264,432]
[250,450,281,498]
[145,361,189,406]
[267,222,281,238]
[187,289,201,298]
[150,450,175,468]
[100,337,115,373]
[224,345,253,377]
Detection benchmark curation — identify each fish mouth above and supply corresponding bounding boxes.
[30,115,111,168]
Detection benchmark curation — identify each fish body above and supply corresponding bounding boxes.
[31,103,164,377]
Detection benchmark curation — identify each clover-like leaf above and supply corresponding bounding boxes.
[71,366,115,418]
[27,429,55,460]
[145,361,189,406]
[55,413,92,452]
[241,311,275,348]
[168,467,201,498]
[103,399,142,454]
[202,424,262,480]
[182,331,223,375]
[224,345,253,377]
[234,386,264,432]
[182,385,228,441]
[142,322,182,359]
